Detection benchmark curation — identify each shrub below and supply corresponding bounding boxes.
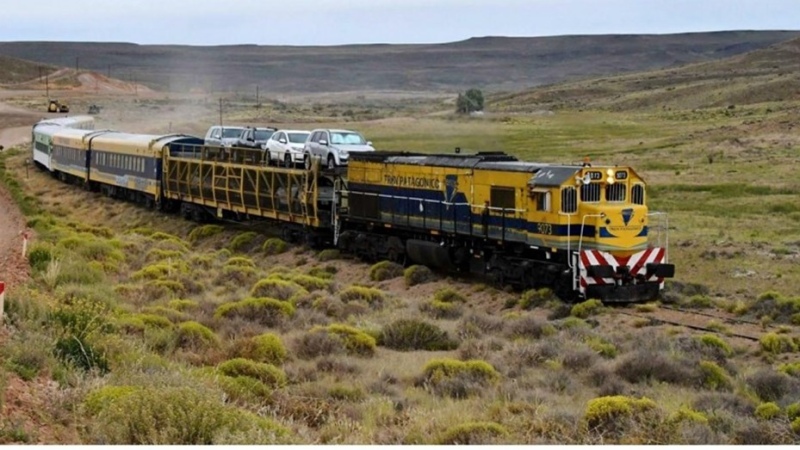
[438,422,508,444]
[746,369,792,402]
[176,321,219,351]
[792,418,800,434]
[584,395,657,430]
[188,224,225,243]
[505,315,557,340]
[404,265,434,287]
[287,274,332,292]
[218,358,287,388]
[379,319,458,351]
[83,385,288,444]
[317,249,341,261]
[698,360,733,391]
[327,385,365,402]
[519,288,556,309]
[307,265,337,279]
[420,358,499,398]
[262,238,288,255]
[293,330,345,359]
[433,288,466,304]
[786,402,800,420]
[667,407,709,425]
[27,244,53,272]
[251,278,307,302]
[339,286,385,305]
[224,256,255,268]
[420,299,464,319]
[615,350,694,385]
[369,261,404,281]
[759,332,798,354]
[131,313,173,329]
[214,298,295,325]
[778,362,800,378]
[316,324,377,356]
[585,336,618,358]
[237,333,287,365]
[228,232,258,252]
[683,295,714,309]
[570,299,604,318]
[754,402,781,420]
[216,375,273,404]
[696,334,733,357]
[132,261,188,280]
[168,299,199,311]
[84,385,138,415]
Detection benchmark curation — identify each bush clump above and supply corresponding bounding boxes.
[286,274,332,292]
[214,297,295,326]
[251,278,307,302]
[585,336,618,358]
[696,334,733,357]
[404,265,434,287]
[438,422,509,444]
[218,358,287,388]
[312,324,376,356]
[237,333,287,365]
[698,360,733,391]
[339,286,385,305]
[176,321,219,351]
[754,402,781,420]
[187,224,225,243]
[519,288,557,309]
[379,319,458,351]
[369,260,404,281]
[759,332,798,354]
[316,249,341,261]
[584,395,657,431]
[571,299,604,318]
[778,362,800,378]
[228,232,258,252]
[262,238,288,255]
[420,358,499,398]
[28,244,53,272]
[83,385,289,444]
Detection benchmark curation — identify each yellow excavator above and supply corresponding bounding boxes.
[48,99,69,113]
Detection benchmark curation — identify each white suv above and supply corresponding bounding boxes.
[303,128,374,169]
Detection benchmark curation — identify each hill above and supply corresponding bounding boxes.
[1,31,799,94]
[490,37,800,112]
[0,55,55,85]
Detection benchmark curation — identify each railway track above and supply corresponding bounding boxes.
[615,305,767,342]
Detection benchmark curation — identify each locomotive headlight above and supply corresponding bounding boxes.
[606,176,615,185]
[606,169,614,177]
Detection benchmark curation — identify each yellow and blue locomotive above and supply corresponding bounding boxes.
[340,152,673,302]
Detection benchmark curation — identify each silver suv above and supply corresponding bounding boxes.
[204,125,245,148]
[303,128,374,169]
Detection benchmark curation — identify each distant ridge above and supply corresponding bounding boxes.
[490,36,800,111]
[1,31,799,94]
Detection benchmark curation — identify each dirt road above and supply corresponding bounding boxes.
[0,99,37,288]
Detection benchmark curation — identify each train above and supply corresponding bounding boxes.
[31,116,674,303]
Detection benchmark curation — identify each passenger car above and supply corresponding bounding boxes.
[237,126,276,149]
[265,129,311,167]
[303,129,374,169]
[204,125,245,148]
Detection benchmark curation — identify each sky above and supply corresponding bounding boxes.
[1,0,798,46]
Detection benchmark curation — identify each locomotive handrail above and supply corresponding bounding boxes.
[647,211,669,262]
